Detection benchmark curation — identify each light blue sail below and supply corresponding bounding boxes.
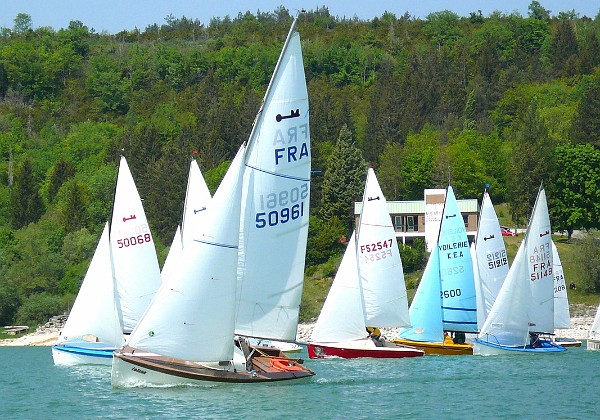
[398,245,444,342]
[439,186,477,332]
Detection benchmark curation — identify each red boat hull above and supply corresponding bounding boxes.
[307,342,424,359]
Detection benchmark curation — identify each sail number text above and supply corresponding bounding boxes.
[359,239,394,264]
[256,184,308,228]
[360,239,394,254]
[116,234,152,248]
[114,223,153,248]
[487,250,508,269]
[441,288,461,298]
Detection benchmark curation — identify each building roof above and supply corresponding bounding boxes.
[354,199,479,215]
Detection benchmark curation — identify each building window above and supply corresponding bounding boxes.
[407,215,415,232]
[463,214,468,228]
[394,215,403,231]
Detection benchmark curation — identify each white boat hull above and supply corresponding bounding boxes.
[52,346,113,366]
[587,339,600,351]
[112,355,208,387]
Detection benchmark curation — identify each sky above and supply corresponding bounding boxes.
[2,1,599,34]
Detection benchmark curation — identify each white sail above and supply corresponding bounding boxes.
[439,186,477,332]
[358,168,410,328]
[526,187,554,334]
[235,21,311,341]
[181,158,212,247]
[162,159,211,283]
[161,225,182,283]
[552,241,571,329]
[126,146,246,362]
[58,223,124,347]
[479,241,531,347]
[110,156,162,333]
[473,191,509,329]
[310,232,366,343]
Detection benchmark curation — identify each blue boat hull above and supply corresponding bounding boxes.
[52,342,117,366]
[473,338,566,355]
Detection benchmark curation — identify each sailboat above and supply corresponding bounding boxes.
[161,157,212,283]
[473,191,509,331]
[111,17,314,386]
[394,186,476,355]
[473,185,566,354]
[53,156,162,365]
[551,241,581,347]
[52,223,123,365]
[307,168,424,359]
[587,305,600,350]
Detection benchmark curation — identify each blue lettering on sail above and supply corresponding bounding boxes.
[275,143,309,165]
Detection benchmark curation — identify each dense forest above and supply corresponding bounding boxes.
[0,3,599,326]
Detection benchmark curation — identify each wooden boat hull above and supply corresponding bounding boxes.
[52,342,116,366]
[587,339,600,351]
[111,346,314,387]
[307,340,424,359]
[473,339,566,355]
[392,338,473,355]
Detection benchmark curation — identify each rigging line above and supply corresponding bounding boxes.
[245,164,310,182]
[193,239,238,249]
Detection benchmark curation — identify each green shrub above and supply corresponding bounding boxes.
[15,293,67,326]
[399,238,428,273]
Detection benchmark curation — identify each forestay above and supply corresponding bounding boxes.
[235,20,311,341]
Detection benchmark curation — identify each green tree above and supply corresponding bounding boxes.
[507,102,555,224]
[10,158,45,229]
[48,158,75,202]
[528,1,550,20]
[550,19,579,77]
[320,125,366,232]
[13,13,32,35]
[376,142,404,200]
[575,231,600,292]
[305,215,345,267]
[60,180,90,233]
[571,76,600,148]
[401,127,441,199]
[548,143,600,240]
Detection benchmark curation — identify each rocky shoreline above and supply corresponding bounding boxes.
[1,305,597,347]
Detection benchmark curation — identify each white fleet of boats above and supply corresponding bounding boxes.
[49,14,593,388]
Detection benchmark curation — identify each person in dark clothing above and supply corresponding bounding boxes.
[453,331,466,344]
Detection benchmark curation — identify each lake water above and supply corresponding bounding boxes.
[2,345,598,419]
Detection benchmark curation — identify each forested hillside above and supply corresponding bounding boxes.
[1,4,599,326]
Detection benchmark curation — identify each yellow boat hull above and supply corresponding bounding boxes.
[393,338,473,355]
